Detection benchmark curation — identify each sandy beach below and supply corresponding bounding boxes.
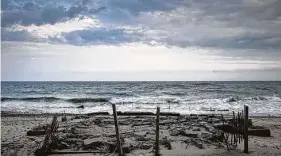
[1,112,281,156]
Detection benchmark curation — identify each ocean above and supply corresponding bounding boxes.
[1,81,281,115]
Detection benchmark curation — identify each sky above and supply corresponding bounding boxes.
[1,0,281,81]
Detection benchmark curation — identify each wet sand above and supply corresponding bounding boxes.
[1,113,281,156]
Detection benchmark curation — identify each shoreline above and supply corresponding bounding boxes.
[2,111,281,118]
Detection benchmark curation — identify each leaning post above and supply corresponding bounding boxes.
[112,104,123,156]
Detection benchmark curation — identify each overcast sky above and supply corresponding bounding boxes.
[1,0,281,81]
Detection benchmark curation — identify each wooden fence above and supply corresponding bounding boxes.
[35,105,249,156]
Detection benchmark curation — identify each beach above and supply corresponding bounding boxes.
[1,82,281,155]
[1,112,281,156]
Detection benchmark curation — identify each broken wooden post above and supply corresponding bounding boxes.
[112,104,123,156]
[238,112,240,144]
[233,111,236,144]
[155,107,160,156]
[35,114,58,156]
[244,105,249,153]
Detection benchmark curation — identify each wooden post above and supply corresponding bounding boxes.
[238,112,240,144]
[244,105,249,153]
[221,114,224,125]
[112,104,123,156]
[241,110,244,139]
[155,107,160,156]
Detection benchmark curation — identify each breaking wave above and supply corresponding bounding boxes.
[1,97,110,103]
[1,97,60,102]
[66,98,110,103]
[226,96,279,103]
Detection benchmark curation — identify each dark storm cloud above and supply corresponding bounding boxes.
[1,0,281,50]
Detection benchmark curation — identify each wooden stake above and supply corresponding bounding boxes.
[241,110,244,139]
[238,112,240,143]
[244,105,249,153]
[221,114,224,125]
[155,107,160,156]
[112,104,123,156]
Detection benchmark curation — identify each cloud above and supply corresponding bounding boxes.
[1,28,41,42]
[1,0,281,50]
[1,0,106,27]
[57,27,144,46]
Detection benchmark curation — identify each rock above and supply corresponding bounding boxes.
[190,114,197,117]
[26,130,45,136]
[248,129,271,137]
[77,105,84,109]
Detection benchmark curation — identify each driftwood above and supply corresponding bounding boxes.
[48,151,107,155]
[248,129,271,137]
[117,111,180,116]
[216,124,270,137]
[27,130,46,136]
[160,112,180,116]
[35,114,59,156]
[87,112,110,116]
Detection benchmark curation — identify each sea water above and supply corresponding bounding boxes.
[1,81,281,115]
